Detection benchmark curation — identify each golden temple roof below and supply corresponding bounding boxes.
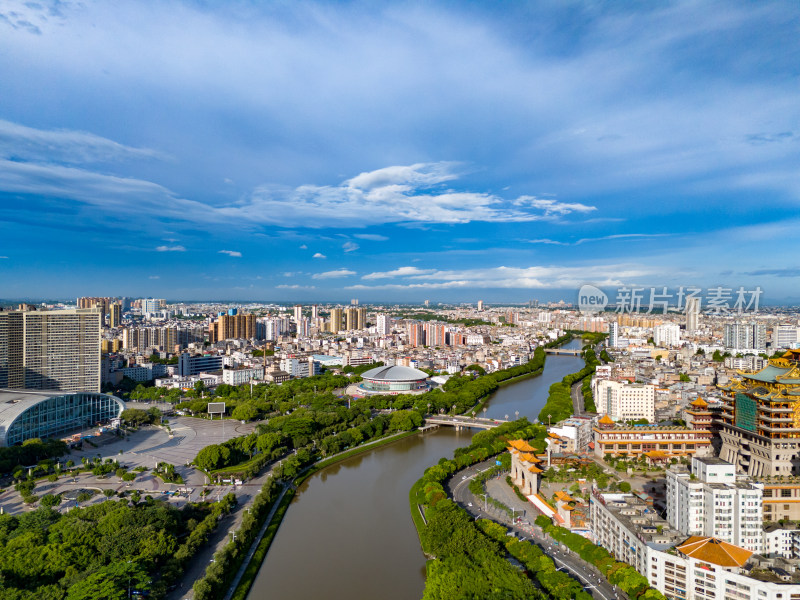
[509,439,536,452]
[598,414,615,425]
[676,536,752,567]
[689,397,708,408]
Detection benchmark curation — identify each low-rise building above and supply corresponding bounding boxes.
[222,366,265,386]
[593,415,712,460]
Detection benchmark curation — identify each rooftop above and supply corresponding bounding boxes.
[360,365,429,382]
[676,536,752,568]
[0,389,68,426]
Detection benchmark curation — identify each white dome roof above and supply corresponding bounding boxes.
[361,365,429,382]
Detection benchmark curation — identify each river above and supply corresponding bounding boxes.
[246,338,584,600]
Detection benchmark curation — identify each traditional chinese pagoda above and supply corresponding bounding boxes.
[718,349,800,477]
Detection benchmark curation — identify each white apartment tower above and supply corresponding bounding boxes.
[665,456,763,553]
[685,296,700,333]
[608,321,619,348]
[376,314,391,336]
[594,380,655,422]
[653,323,681,347]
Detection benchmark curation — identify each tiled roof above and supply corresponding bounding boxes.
[599,414,615,424]
[676,536,752,567]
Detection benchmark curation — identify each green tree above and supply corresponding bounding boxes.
[231,403,259,422]
[40,493,62,508]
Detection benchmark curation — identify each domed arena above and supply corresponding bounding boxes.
[350,365,430,397]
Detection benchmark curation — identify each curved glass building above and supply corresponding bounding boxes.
[0,389,125,446]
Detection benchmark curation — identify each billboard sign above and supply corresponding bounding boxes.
[207,402,226,417]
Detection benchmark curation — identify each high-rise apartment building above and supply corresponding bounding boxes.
[775,325,799,349]
[0,307,101,393]
[407,322,425,347]
[724,321,767,353]
[209,313,256,342]
[666,457,763,553]
[328,308,344,333]
[122,325,204,352]
[141,298,166,314]
[109,302,121,328]
[607,321,619,348]
[477,300,484,311]
[594,380,655,422]
[376,314,391,335]
[423,322,446,347]
[685,296,701,333]
[653,323,681,347]
[293,304,303,323]
[344,307,367,331]
[77,296,113,317]
[311,304,319,319]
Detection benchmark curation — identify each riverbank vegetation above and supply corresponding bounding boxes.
[409,419,555,598]
[534,515,666,600]
[538,346,601,423]
[0,493,236,600]
[479,519,591,600]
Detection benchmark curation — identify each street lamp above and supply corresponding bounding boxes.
[452,404,456,415]
[482,407,487,418]
[515,410,519,420]
[481,493,488,512]
[548,414,552,427]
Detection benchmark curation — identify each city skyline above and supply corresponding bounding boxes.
[1,1,798,301]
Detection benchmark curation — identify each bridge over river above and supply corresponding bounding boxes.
[543,347,582,355]
[421,415,509,431]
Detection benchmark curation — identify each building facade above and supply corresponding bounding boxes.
[595,380,655,422]
[0,307,101,393]
[0,389,124,446]
[665,457,763,553]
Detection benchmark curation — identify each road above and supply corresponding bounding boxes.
[447,459,626,600]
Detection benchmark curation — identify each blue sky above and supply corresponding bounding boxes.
[0,1,798,303]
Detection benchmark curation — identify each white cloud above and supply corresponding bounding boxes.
[149,275,160,279]
[524,238,568,245]
[0,118,166,165]
[346,162,459,190]
[218,163,596,227]
[349,264,653,290]
[362,266,437,280]
[574,233,668,245]
[276,284,316,289]
[156,245,185,252]
[312,252,326,259]
[342,241,359,253]
[312,269,357,279]
[219,249,242,257]
[353,233,389,241]
[299,244,308,249]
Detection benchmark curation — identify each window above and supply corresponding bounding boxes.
[782,489,792,498]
